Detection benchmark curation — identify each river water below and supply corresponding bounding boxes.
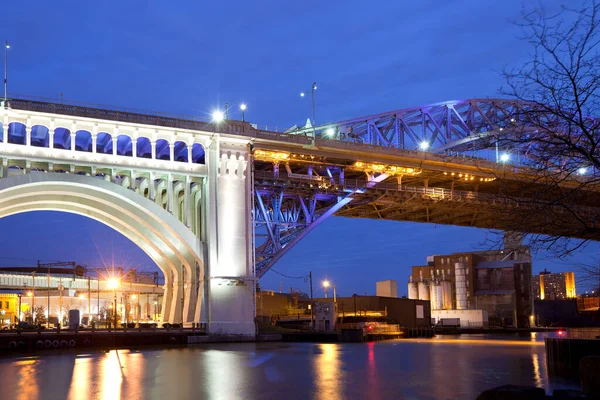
[0,333,579,400]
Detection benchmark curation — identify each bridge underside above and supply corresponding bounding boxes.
[252,146,600,278]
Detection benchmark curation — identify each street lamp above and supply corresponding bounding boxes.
[500,153,510,163]
[322,280,330,298]
[240,104,247,122]
[300,82,317,125]
[107,278,120,328]
[419,141,430,151]
[4,40,9,105]
[212,110,224,123]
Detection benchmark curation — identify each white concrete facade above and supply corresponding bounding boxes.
[0,106,256,335]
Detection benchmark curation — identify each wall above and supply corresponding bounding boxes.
[431,309,488,328]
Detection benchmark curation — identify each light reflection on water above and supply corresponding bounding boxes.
[0,334,580,400]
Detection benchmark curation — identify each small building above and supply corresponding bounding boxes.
[314,301,336,332]
[327,295,431,330]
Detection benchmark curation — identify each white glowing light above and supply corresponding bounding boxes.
[240,104,247,111]
[500,153,510,162]
[212,110,224,122]
[326,128,335,136]
[419,141,430,150]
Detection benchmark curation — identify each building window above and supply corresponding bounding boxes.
[4,301,6,309]
[441,258,445,265]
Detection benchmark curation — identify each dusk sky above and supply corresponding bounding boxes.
[2,0,597,296]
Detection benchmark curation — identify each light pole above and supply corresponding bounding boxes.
[300,82,317,126]
[323,280,330,298]
[3,40,9,105]
[240,103,247,122]
[108,278,120,329]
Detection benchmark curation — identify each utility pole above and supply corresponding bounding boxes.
[87,276,91,322]
[309,271,313,330]
[31,272,35,323]
[58,280,64,328]
[181,266,185,326]
[97,275,100,323]
[47,267,50,328]
[4,41,9,105]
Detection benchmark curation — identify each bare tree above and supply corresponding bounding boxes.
[491,1,600,260]
[575,260,600,294]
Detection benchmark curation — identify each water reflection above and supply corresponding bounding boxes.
[15,359,39,400]
[0,336,581,400]
[313,344,341,400]
[100,351,123,400]
[68,356,90,400]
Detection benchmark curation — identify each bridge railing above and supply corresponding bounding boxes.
[253,171,600,214]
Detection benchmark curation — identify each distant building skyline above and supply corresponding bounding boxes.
[533,269,576,300]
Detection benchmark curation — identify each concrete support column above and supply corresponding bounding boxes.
[169,142,174,162]
[167,174,174,213]
[112,136,118,156]
[184,175,191,228]
[205,147,254,335]
[49,129,55,149]
[130,170,136,190]
[151,141,156,160]
[187,144,193,164]
[148,171,155,201]
[70,132,76,151]
[25,126,31,147]
[132,138,137,158]
[91,134,97,154]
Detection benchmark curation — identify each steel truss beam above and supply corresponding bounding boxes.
[254,189,353,278]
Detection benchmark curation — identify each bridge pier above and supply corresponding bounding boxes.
[201,143,255,336]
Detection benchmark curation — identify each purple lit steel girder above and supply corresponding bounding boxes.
[254,187,353,278]
[292,99,557,157]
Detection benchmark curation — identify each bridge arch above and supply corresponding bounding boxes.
[75,130,92,152]
[0,173,204,324]
[53,127,71,149]
[31,125,49,148]
[156,138,170,160]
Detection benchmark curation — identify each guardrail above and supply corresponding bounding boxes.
[253,170,600,215]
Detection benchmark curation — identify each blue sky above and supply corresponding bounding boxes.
[2,0,597,295]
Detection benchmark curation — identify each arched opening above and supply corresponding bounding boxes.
[117,134,132,156]
[8,122,26,145]
[192,143,205,164]
[31,125,50,148]
[0,122,4,142]
[136,137,152,159]
[173,141,188,162]
[96,132,112,154]
[53,127,71,150]
[75,130,93,152]
[0,173,204,324]
[156,139,170,160]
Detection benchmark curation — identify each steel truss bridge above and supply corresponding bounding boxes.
[3,97,599,283]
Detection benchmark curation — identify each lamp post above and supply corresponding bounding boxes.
[4,40,9,105]
[322,280,337,302]
[323,280,330,298]
[300,82,317,126]
[240,103,247,122]
[107,278,120,329]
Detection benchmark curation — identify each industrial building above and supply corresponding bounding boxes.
[532,269,576,300]
[407,244,534,328]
